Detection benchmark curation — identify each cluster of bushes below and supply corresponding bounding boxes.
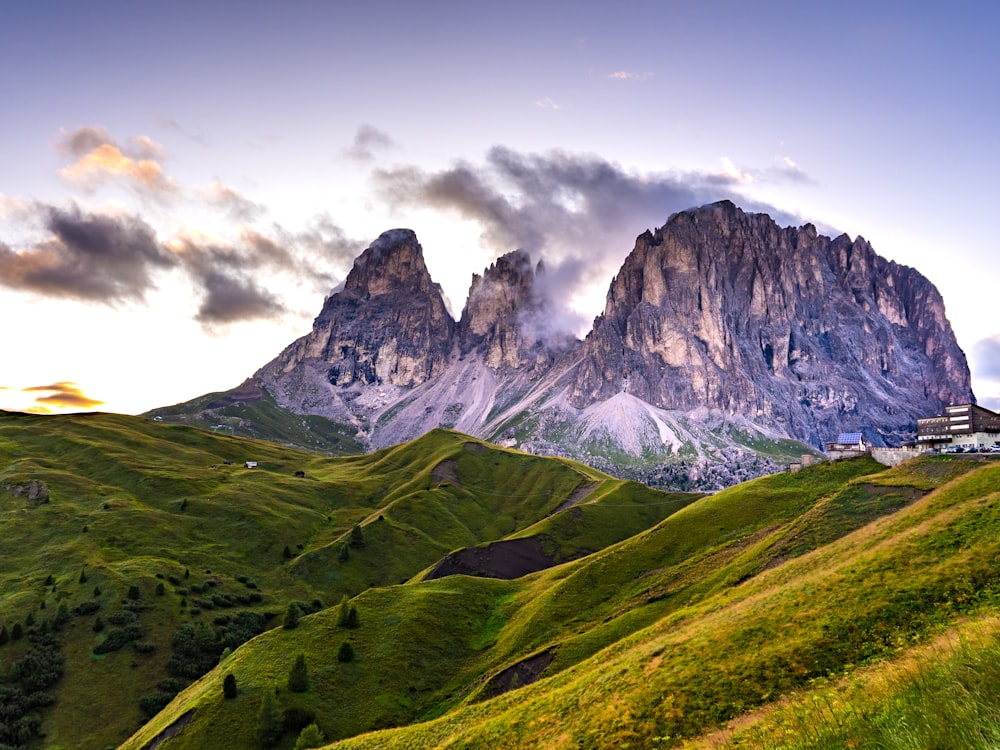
[166,611,272,680]
[256,684,325,749]
[0,633,64,748]
[93,608,145,655]
[190,591,262,611]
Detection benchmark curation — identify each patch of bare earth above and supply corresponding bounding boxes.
[488,650,555,696]
[551,481,597,514]
[140,709,196,750]
[426,537,556,580]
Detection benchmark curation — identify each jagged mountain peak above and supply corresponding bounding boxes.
[342,228,437,298]
[572,202,972,446]
[456,248,570,371]
[261,229,454,392]
[212,201,974,489]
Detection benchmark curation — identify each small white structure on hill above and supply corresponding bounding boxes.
[245,461,258,469]
[825,432,870,460]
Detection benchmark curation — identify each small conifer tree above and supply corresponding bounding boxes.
[283,544,292,560]
[345,605,359,629]
[283,602,301,630]
[79,568,87,584]
[156,582,166,596]
[223,672,238,699]
[349,523,365,549]
[288,653,309,692]
[12,622,23,640]
[93,616,105,633]
[337,641,355,663]
[256,686,284,748]
[128,584,141,600]
[294,722,325,750]
[336,595,350,627]
[338,543,349,562]
[93,585,102,597]
[44,574,54,586]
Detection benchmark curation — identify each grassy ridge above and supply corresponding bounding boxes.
[0,412,689,749]
[118,454,1000,750]
[314,459,1000,749]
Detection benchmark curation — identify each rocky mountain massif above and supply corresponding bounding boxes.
[164,202,974,488]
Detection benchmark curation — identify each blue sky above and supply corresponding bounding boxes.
[2,1,998,414]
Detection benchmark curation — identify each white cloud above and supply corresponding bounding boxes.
[607,71,652,81]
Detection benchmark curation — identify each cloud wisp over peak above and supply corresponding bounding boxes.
[373,145,809,335]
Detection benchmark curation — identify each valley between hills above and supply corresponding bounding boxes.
[3,410,1000,749]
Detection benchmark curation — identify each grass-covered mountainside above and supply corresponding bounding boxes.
[146,380,364,456]
[4,412,1000,750]
[0,411,689,749]
[119,451,1000,750]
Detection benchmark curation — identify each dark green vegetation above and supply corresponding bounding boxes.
[0,411,686,749]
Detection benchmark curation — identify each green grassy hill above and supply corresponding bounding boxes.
[0,411,693,749]
[5,411,1000,750]
[144,380,364,456]
[115,450,1000,750]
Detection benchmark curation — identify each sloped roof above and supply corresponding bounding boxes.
[836,432,863,445]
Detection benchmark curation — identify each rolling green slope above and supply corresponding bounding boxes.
[145,381,363,456]
[0,412,690,750]
[117,453,1000,750]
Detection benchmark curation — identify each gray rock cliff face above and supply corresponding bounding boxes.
[458,250,562,372]
[570,201,973,445]
[267,229,455,389]
[249,201,974,485]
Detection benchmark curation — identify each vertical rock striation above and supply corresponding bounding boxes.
[267,229,455,388]
[570,201,973,445]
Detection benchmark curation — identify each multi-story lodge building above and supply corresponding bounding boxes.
[916,403,1000,451]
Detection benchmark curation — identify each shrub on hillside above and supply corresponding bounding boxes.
[223,672,238,699]
[138,691,173,718]
[337,641,355,663]
[256,687,284,748]
[294,722,325,750]
[283,603,301,630]
[288,653,309,693]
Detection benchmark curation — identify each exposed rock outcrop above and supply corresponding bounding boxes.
[268,229,455,389]
[458,250,551,371]
[570,201,973,445]
[234,202,974,487]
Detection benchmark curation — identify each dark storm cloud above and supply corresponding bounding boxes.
[342,124,398,163]
[0,204,176,303]
[194,271,286,325]
[0,197,365,326]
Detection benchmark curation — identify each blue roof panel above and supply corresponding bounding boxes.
[837,432,863,444]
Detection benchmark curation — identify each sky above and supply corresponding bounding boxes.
[1,1,999,415]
